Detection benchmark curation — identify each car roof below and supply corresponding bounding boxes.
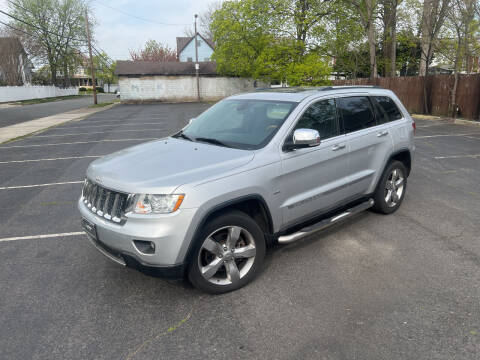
[229,86,390,102]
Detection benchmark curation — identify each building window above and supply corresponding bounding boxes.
[187,57,193,62]
[197,40,202,47]
[204,57,210,61]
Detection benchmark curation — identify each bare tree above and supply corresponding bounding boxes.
[418,0,451,76]
[381,0,400,77]
[352,0,379,78]
[129,40,178,62]
[183,1,222,39]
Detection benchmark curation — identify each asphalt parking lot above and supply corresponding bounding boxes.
[1,104,479,360]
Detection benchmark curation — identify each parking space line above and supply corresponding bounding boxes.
[35,129,165,138]
[0,138,158,149]
[0,181,83,190]
[0,232,85,243]
[0,155,102,164]
[435,154,480,159]
[416,133,480,139]
[57,122,166,129]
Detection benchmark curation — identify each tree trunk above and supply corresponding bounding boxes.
[419,0,433,76]
[367,0,378,79]
[382,0,397,77]
[390,3,397,77]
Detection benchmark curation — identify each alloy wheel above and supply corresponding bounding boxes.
[384,168,405,207]
[197,226,257,286]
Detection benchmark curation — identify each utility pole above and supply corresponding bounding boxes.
[85,9,97,105]
[194,14,200,102]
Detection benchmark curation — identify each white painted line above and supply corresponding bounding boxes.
[0,155,102,164]
[35,128,165,137]
[416,133,480,139]
[0,138,157,149]
[0,180,83,190]
[434,154,480,159]
[57,122,164,129]
[0,231,85,242]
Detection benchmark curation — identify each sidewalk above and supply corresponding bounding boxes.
[0,103,117,144]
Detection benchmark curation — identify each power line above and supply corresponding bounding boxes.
[0,19,37,38]
[0,9,87,44]
[94,0,190,26]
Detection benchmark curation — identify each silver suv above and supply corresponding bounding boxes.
[78,86,415,294]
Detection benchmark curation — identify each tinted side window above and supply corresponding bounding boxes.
[294,99,338,140]
[337,96,376,133]
[372,96,403,124]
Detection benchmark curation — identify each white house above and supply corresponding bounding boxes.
[176,33,215,62]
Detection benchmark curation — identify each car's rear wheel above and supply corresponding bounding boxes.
[372,160,407,214]
[188,210,265,294]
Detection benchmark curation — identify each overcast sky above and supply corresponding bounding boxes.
[0,0,215,60]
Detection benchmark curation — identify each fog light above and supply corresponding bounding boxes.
[133,240,155,255]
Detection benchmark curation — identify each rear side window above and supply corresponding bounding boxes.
[372,96,403,124]
[337,96,375,133]
[294,99,339,140]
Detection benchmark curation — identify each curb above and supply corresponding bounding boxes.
[412,114,480,127]
[0,103,117,144]
[411,114,444,121]
[454,118,480,127]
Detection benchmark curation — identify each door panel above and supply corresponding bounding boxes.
[279,98,349,226]
[338,96,394,197]
[344,125,393,196]
[280,137,349,225]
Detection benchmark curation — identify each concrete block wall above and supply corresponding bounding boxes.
[119,76,263,102]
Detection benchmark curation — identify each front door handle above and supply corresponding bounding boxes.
[332,143,346,151]
[377,130,389,137]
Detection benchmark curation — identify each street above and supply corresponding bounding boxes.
[0,103,479,359]
[0,94,117,128]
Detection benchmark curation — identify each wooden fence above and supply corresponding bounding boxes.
[332,74,480,120]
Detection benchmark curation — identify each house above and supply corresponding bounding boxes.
[115,60,263,102]
[176,33,215,62]
[0,37,33,85]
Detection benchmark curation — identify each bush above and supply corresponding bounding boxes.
[79,87,87,92]
[96,87,104,93]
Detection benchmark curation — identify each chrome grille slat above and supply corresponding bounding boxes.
[82,179,129,224]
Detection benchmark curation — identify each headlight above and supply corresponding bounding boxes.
[130,194,185,214]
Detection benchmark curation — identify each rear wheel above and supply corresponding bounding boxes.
[188,210,266,294]
[372,160,407,214]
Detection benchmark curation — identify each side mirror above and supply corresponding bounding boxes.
[284,128,321,151]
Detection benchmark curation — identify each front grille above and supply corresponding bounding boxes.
[82,179,132,223]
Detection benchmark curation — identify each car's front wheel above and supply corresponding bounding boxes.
[188,210,266,294]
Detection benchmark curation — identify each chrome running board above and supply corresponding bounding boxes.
[277,199,374,244]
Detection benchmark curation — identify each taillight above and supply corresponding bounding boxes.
[412,121,416,135]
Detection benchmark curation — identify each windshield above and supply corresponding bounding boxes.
[177,99,297,150]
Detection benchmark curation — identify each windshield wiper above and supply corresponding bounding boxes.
[195,137,230,148]
[173,131,194,142]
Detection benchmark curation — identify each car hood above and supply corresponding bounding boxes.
[86,137,255,194]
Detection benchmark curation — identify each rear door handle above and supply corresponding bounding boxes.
[377,130,389,137]
[332,143,346,151]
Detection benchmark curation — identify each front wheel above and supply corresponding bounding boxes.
[188,210,266,294]
[372,160,407,214]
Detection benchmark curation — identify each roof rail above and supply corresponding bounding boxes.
[319,85,383,91]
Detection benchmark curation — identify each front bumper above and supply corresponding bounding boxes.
[78,197,198,277]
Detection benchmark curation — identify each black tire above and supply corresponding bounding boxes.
[188,210,266,294]
[371,160,407,214]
